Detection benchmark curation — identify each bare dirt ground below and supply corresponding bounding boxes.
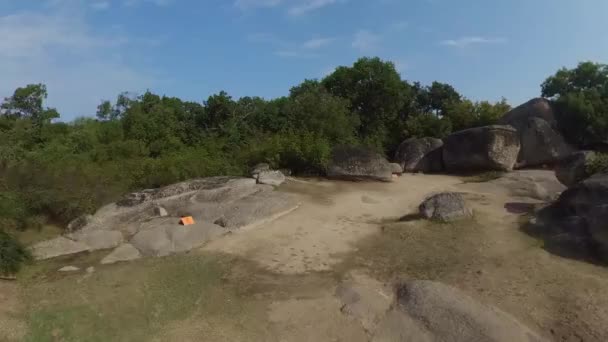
[5,171,608,341]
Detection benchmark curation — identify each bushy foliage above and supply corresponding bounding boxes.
[586,153,608,176]
[0,230,31,275]
[542,62,608,147]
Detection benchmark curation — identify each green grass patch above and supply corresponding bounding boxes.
[20,253,248,342]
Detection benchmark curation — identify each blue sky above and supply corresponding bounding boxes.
[1,0,607,120]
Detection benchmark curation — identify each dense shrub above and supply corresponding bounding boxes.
[586,153,608,176]
[0,230,31,275]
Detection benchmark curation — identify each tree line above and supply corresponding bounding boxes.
[1,57,606,235]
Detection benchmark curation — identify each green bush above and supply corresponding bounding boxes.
[0,230,31,275]
[586,153,608,176]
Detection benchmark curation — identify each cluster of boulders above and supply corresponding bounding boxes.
[328,98,574,182]
[250,163,287,186]
[31,176,299,264]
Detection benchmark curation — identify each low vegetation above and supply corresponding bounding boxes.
[0,230,31,276]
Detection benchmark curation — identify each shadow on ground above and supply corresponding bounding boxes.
[518,204,607,266]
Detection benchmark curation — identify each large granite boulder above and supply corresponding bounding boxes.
[394,137,443,173]
[327,146,393,182]
[375,281,546,342]
[442,125,520,172]
[555,151,595,187]
[499,98,556,127]
[419,192,473,222]
[557,173,608,215]
[71,230,124,251]
[499,99,573,167]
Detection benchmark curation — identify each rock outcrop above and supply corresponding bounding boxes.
[257,170,286,186]
[419,192,473,222]
[30,237,90,260]
[442,125,520,172]
[555,151,595,187]
[101,244,142,264]
[394,137,444,173]
[327,146,393,182]
[499,98,573,167]
[376,281,546,342]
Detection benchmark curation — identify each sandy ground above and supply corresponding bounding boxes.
[6,171,608,341]
[204,174,461,274]
[202,171,608,341]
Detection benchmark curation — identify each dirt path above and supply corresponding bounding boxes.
[0,281,26,341]
[204,174,462,274]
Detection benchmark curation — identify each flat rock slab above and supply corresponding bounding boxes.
[30,237,90,260]
[101,244,142,264]
[388,281,546,342]
[73,230,124,251]
[130,219,226,257]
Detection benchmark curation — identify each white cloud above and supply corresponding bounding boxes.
[352,29,380,52]
[440,36,507,48]
[235,0,343,15]
[123,0,174,7]
[0,7,157,119]
[302,37,334,49]
[288,0,339,15]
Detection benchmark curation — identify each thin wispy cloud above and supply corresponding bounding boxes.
[352,29,380,52]
[440,36,507,48]
[302,37,335,49]
[248,32,334,57]
[1,3,159,117]
[235,0,343,15]
[288,0,339,16]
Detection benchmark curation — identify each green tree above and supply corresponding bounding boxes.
[541,62,608,147]
[1,84,59,124]
[323,57,408,148]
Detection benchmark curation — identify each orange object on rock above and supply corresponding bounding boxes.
[180,216,195,226]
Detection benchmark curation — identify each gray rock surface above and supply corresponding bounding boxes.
[257,170,286,186]
[389,163,403,175]
[443,125,520,172]
[34,176,299,262]
[154,206,168,217]
[130,219,226,257]
[394,137,444,173]
[66,214,94,233]
[30,237,90,260]
[515,117,573,167]
[389,281,546,342]
[251,163,270,179]
[555,151,595,187]
[101,244,142,265]
[328,146,393,182]
[499,98,556,126]
[73,230,123,251]
[419,192,473,222]
[58,266,80,272]
[558,173,608,215]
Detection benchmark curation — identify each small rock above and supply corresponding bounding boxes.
[389,163,404,175]
[419,192,473,222]
[153,206,168,217]
[58,266,80,272]
[250,163,271,178]
[257,170,286,186]
[86,266,95,274]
